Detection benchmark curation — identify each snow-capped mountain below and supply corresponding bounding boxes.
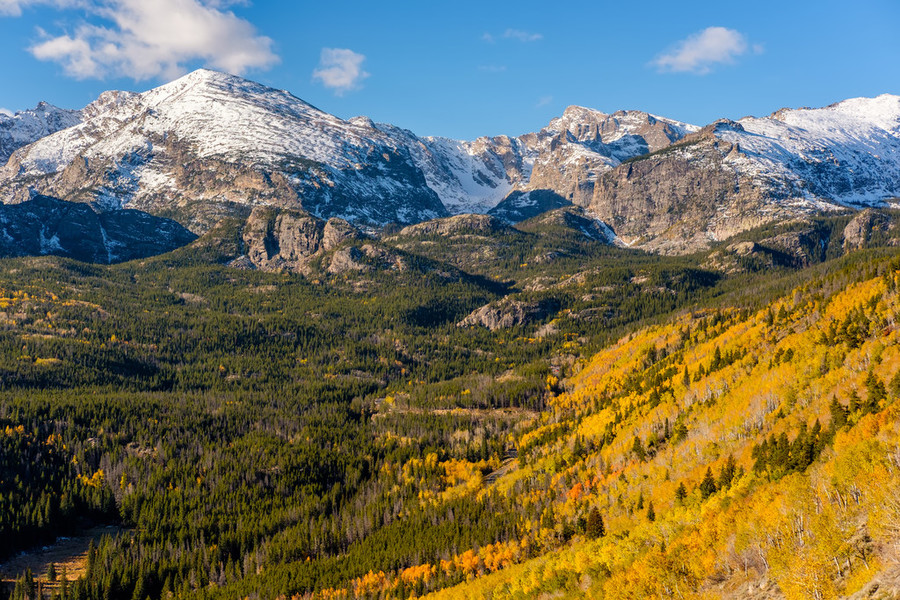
[0,70,702,231]
[715,94,900,206]
[0,102,82,165]
[585,94,900,253]
[411,106,700,215]
[0,69,449,229]
[0,69,899,255]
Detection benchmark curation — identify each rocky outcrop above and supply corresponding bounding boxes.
[0,195,195,263]
[585,134,788,254]
[326,243,407,275]
[842,209,897,250]
[396,214,508,237]
[240,206,362,274]
[516,206,617,243]
[458,298,559,330]
[762,227,831,267]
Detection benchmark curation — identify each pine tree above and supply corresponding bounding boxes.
[674,482,688,503]
[889,370,900,400]
[699,467,717,499]
[646,501,655,522]
[865,370,886,413]
[25,568,35,600]
[829,397,848,430]
[718,455,736,489]
[632,436,646,461]
[710,346,722,371]
[586,507,605,539]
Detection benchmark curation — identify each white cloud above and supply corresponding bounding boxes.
[503,29,542,43]
[0,107,14,116]
[536,95,552,108]
[653,26,754,75]
[0,0,83,17]
[4,0,278,80]
[312,48,369,96]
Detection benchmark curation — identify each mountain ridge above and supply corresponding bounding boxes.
[0,69,898,255]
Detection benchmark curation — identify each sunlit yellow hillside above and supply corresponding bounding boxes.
[311,259,900,600]
[427,264,900,599]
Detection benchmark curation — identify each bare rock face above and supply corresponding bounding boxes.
[326,247,367,274]
[397,214,507,237]
[585,133,790,254]
[241,206,361,274]
[323,218,361,251]
[842,209,896,250]
[458,298,559,331]
[527,108,697,207]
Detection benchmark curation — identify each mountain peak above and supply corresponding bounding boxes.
[175,67,234,83]
[560,105,608,119]
[0,101,82,165]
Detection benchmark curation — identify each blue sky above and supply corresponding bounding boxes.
[1,0,898,139]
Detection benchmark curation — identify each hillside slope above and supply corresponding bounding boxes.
[293,254,900,600]
[433,259,900,599]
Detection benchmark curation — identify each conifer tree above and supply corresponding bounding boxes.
[718,455,736,489]
[632,436,646,461]
[699,467,717,499]
[674,482,688,503]
[586,507,605,539]
[829,397,848,430]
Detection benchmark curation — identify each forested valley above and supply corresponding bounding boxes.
[1,213,899,600]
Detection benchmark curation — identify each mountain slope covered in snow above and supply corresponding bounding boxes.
[717,94,900,206]
[0,70,899,255]
[0,102,82,165]
[0,70,448,229]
